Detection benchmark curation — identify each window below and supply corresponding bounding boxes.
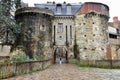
[67,5,71,14]
[117,29,119,34]
[59,36,62,38]
[57,6,61,14]
[70,26,72,44]
[40,19,45,31]
[40,25,45,31]
[41,25,45,31]
[58,23,63,33]
[109,34,117,39]
[45,7,48,9]
[70,26,72,39]
[93,34,95,36]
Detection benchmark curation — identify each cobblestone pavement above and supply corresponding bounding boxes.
[4,64,120,80]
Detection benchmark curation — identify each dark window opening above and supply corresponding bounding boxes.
[109,34,117,39]
[70,26,72,45]
[45,7,48,9]
[59,36,62,38]
[42,25,45,31]
[101,48,104,51]
[54,25,56,45]
[92,48,95,51]
[93,34,95,36]
[84,47,87,50]
[66,25,68,45]
[117,29,119,34]
[57,4,62,14]
[70,26,72,39]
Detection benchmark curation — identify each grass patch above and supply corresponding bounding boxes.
[69,59,120,69]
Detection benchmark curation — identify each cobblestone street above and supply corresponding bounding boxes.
[4,64,120,80]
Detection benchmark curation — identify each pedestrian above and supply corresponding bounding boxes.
[60,57,62,64]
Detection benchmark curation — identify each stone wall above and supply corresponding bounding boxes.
[53,16,74,46]
[75,12,109,60]
[117,49,120,59]
[0,45,11,56]
[109,39,120,60]
[15,7,54,59]
[0,59,51,79]
[52,16,75,58]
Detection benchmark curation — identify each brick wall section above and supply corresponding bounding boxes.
[76,2,109,16]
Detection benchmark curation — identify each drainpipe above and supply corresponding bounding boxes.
[106,29,112,68]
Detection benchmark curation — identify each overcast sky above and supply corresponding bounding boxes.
[22,0,119,22]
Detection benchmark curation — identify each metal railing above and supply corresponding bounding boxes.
[0,59,51,79]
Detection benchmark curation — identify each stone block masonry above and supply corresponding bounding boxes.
[75,2,109,61]
[15,7,54,60]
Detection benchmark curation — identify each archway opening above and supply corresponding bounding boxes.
[53,47,68,64]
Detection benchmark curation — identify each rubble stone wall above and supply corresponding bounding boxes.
[75,12,109,60]
[15,7,54,59]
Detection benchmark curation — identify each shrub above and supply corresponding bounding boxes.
[34,54,45,61]
[10,53,31,62]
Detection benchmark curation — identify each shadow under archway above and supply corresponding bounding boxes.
[53,46,68,64]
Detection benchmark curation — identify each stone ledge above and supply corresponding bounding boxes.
[15,7,54,16]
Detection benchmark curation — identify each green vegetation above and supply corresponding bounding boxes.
[73,31,79,59]
[70,59,120,69]
[0,0,21,45]
[10,53,31,62]
[34,54,45,60]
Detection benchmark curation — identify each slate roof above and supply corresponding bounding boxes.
[34,3,81,16]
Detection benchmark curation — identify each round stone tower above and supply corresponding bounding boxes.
[75,2,109,60]
[15,7,54,59]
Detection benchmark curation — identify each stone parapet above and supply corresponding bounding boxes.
[0,59,52,79]
[15,7,54,16]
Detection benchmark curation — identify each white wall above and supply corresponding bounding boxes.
[0,45,11,56]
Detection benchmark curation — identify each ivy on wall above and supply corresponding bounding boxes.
[73,30,79,59]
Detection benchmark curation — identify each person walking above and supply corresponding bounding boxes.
[60,57,62,64]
